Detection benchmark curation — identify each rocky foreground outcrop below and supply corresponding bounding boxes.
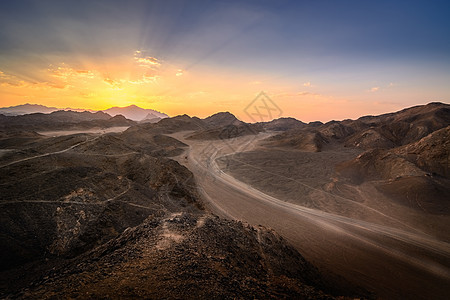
[10,213,338,299]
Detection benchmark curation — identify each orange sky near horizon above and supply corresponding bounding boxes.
[1,50,440,123]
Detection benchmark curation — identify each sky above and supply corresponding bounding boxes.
[0,0,449,122]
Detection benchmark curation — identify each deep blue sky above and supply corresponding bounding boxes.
[0,0,449,120]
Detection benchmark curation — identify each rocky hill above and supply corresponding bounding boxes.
[263,102,450,152]
[336,125,450,214]
[259,117,306,131]
[262,129,328,152]
[0,148,201,271]
[337,125,450,182]
[127,112,263,142]
[203,111,243,127]
[187,123,263,140]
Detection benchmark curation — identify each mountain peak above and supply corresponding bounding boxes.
[103,105,168,121]
[203,111,242,127]
[110,104,139,109]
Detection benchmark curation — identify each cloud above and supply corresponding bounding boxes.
[0,70,23,87]
[297,91,314,96]
[48,64,95,81]
[187,91,207,98]
[128,75,160,85]
[176,69,184,77]
[274,91,321,98]
[369,83,395,92]
[0,70,27,87]
[134,50,161,68]
[0,69,65,89]
[136,57,160,66]
[103,77,123,90]
[48,62,161,89]
[80,92,97,98]
[303,81,311,87]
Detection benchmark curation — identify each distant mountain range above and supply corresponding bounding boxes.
[0,110,136,131]
[0,103,168,121]
[0,104,60,116]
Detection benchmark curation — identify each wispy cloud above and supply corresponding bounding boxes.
[303,81,311,87]
[49,64,95,81]
[274,91,321,98]
[0,70,23,87]
[0,69,65,89]
[297,91,315,96]
[134,50,161,68]
[369,83,395,92]
[103,77,124,90]
[128,75,160,85]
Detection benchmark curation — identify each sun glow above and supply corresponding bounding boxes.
[0,54,411,122]
[0,50,290,118]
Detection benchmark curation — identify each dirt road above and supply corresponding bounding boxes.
[172,132,450,300]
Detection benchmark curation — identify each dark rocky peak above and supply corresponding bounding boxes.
[203,111,243,128]
[260,117,305,131]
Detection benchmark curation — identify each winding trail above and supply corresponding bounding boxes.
[173,132,450,300]
[0,135,101,169]
[0,178,154,211]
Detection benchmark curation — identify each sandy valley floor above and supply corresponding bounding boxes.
[170,131,450,300]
